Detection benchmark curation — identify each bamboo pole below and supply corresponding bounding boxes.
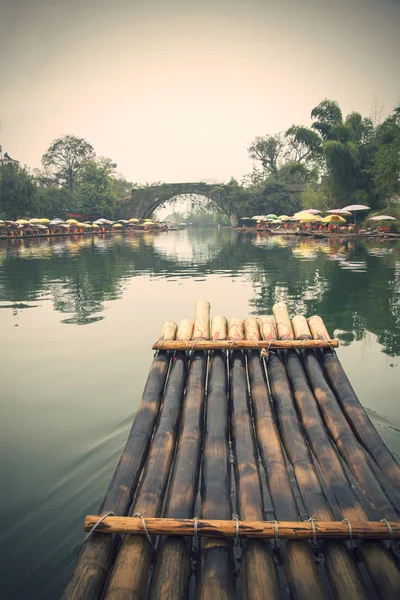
[267,305,369,600]
[152,339,339,350]
[103,320,188,600]
[245,318,328,600]
[272,302,294,339]
[211,315,227,340]
[84,516,400,539]
[176,318,194,341]
[61,321,177,600]
[301,329,398,522]
[149,301,209,600]
[197,316,234,600]
[258,315,277,341]
[292,315,312,340]
[308,315,400,493]
[290,317,400,599]
[193,299,211,340]
[228,319,280,600]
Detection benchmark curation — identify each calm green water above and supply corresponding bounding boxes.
[1,228,399,599]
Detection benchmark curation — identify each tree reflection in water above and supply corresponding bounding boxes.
[0,230,399,355]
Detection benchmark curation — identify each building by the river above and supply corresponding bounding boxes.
[0,146,20,167]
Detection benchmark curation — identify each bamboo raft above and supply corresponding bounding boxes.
[62,301,400,600]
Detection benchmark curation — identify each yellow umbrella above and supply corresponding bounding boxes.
[66,218,79,224]
[322,215,346,224]
[129,218,140,223]
[16,219,30,225]
[298,213,323,222]
[112,223,123,228]
[39,218,51,224]
[278,215,291,220]
[92,223,100,228]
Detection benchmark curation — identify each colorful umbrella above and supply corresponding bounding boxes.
[326,209,352,216]
[342,204,370,225]
[369,215,396,221]
[321,215,346,223]
[296,213,323,222]
[342,204,370,211]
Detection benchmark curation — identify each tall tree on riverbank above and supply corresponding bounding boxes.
[287,99,380,207]
[370,105,400,206]
[42,135,95,192]
[0,164,37,219]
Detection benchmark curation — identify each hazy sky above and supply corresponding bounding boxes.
[1,0,399,185]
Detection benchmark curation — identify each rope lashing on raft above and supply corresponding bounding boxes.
[342,518,354,550]
[134,513,156,552]
[83,511,115,543]
[273,520,280,552]
[380,518,394,550]
[191,517,200,570]
[232,513,242,579]
[155,339,166,356]
[306,518,318,552]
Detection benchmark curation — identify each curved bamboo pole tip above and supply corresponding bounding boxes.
[292,315,312,340]
[272,303,294,340]
[244,317,261,341]
[308,316,330,341]
[211,315,228,340]
[177,319,194,341]
[160,321,177,341]
[259,316,277,341]
[228,318,244,341]
[193,300,210,340]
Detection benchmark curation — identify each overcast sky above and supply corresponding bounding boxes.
[1,0,399,185]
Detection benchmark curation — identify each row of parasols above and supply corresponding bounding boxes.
[241,205,396,225]
[0,217,161,231]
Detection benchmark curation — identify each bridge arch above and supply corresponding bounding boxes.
[117,182,237,224]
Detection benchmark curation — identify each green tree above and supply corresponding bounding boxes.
[0,164,37,219]
[75,160,116,218]
[370,105,400,205]
[34,186,76,218]
[42,135,95,192]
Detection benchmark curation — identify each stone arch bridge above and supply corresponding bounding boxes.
[117,182,235,223]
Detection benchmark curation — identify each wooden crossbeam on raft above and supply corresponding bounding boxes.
[84,516,400,540]
[152,339,339,351]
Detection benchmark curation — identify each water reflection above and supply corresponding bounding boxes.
[0,230,400,355]
[1,229,400,600]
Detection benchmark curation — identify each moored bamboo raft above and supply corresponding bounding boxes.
[63,301,400,600]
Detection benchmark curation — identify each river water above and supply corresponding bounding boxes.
[1,228,399,599]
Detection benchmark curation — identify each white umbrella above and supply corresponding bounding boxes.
[327,209,352,216]
[302,209,322,214]
[342,204,370,211]
[342,204,370,225]
[369,215,396,221]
